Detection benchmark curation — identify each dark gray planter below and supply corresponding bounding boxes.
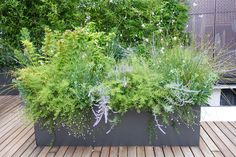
[34,107,200,146]
[0,71,18,95]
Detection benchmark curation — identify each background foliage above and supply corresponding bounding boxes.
[0,0,188,68]
[0,0,80,68]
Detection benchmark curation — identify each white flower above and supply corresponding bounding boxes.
[160,47,165,53]
[141,24,145,28]
[173,37,177,41]
[85,16,91,23]
[193,2,198,7]
[199,14,204,18]
[144,38,149,42]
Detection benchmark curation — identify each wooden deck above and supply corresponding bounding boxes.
[0,96,236,157]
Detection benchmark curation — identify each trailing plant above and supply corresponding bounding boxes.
[89,47,218,133]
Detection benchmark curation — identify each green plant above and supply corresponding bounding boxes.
[15,24,115,135]
[15,22,218,137]
[0,0,81,68]
[87,46,218,133]
[78,0,188,44]
[1,0,188,68]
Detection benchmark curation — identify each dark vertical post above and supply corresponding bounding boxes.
[213,0,217,57]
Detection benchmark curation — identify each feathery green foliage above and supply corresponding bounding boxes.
[15,24,115,133]
[90,47,218,125]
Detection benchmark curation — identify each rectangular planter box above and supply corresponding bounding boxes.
[35,107,200,146]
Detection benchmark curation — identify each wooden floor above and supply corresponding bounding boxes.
[0,96,236,157]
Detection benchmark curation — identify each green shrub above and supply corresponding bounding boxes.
[15,23,218,136]
[0,0,188,68]
[15,24,115,134]
[90,47,218,128]
[11,0,213,138]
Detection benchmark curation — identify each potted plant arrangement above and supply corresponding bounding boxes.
[14,0,218,146]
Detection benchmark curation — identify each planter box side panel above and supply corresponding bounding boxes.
[35,108,200,146]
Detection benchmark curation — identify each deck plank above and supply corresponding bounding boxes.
[20,141,37,157]
[212,151,225,157]
[199,138,214,157]
[163,146,174,157]
[0,119,22,141]
[0,115,21,137]
[0,100,20,116]
[207,122,236,156]
[200,127,219,152]
[181,147,194,157]
[38,147,51,157]
[154,147,164,157]
[0,107,20,126]
[64,146,76,157]
[72,147,84,157]
[201,122,234,157]
[55,146,68,157]
[128,146,136,157]
[230,121,236,129]
[46,147,59,157]
[190,147,204,157]
[0,124,31,153]
[0,126,34,156]
[110,147,118,157]
[137,146,145,157]
[171,146,184,157]
[0,98,20,115]
[91,147,102,157]
[82,146,93,157]
[119,146,127,157]
[0,96,18,109]
[7,134,35,157]
[145,146,155,157]
[215,122,236,145]
[29,146,43,157]
[223,121,236,137]
[100,147,110,157]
